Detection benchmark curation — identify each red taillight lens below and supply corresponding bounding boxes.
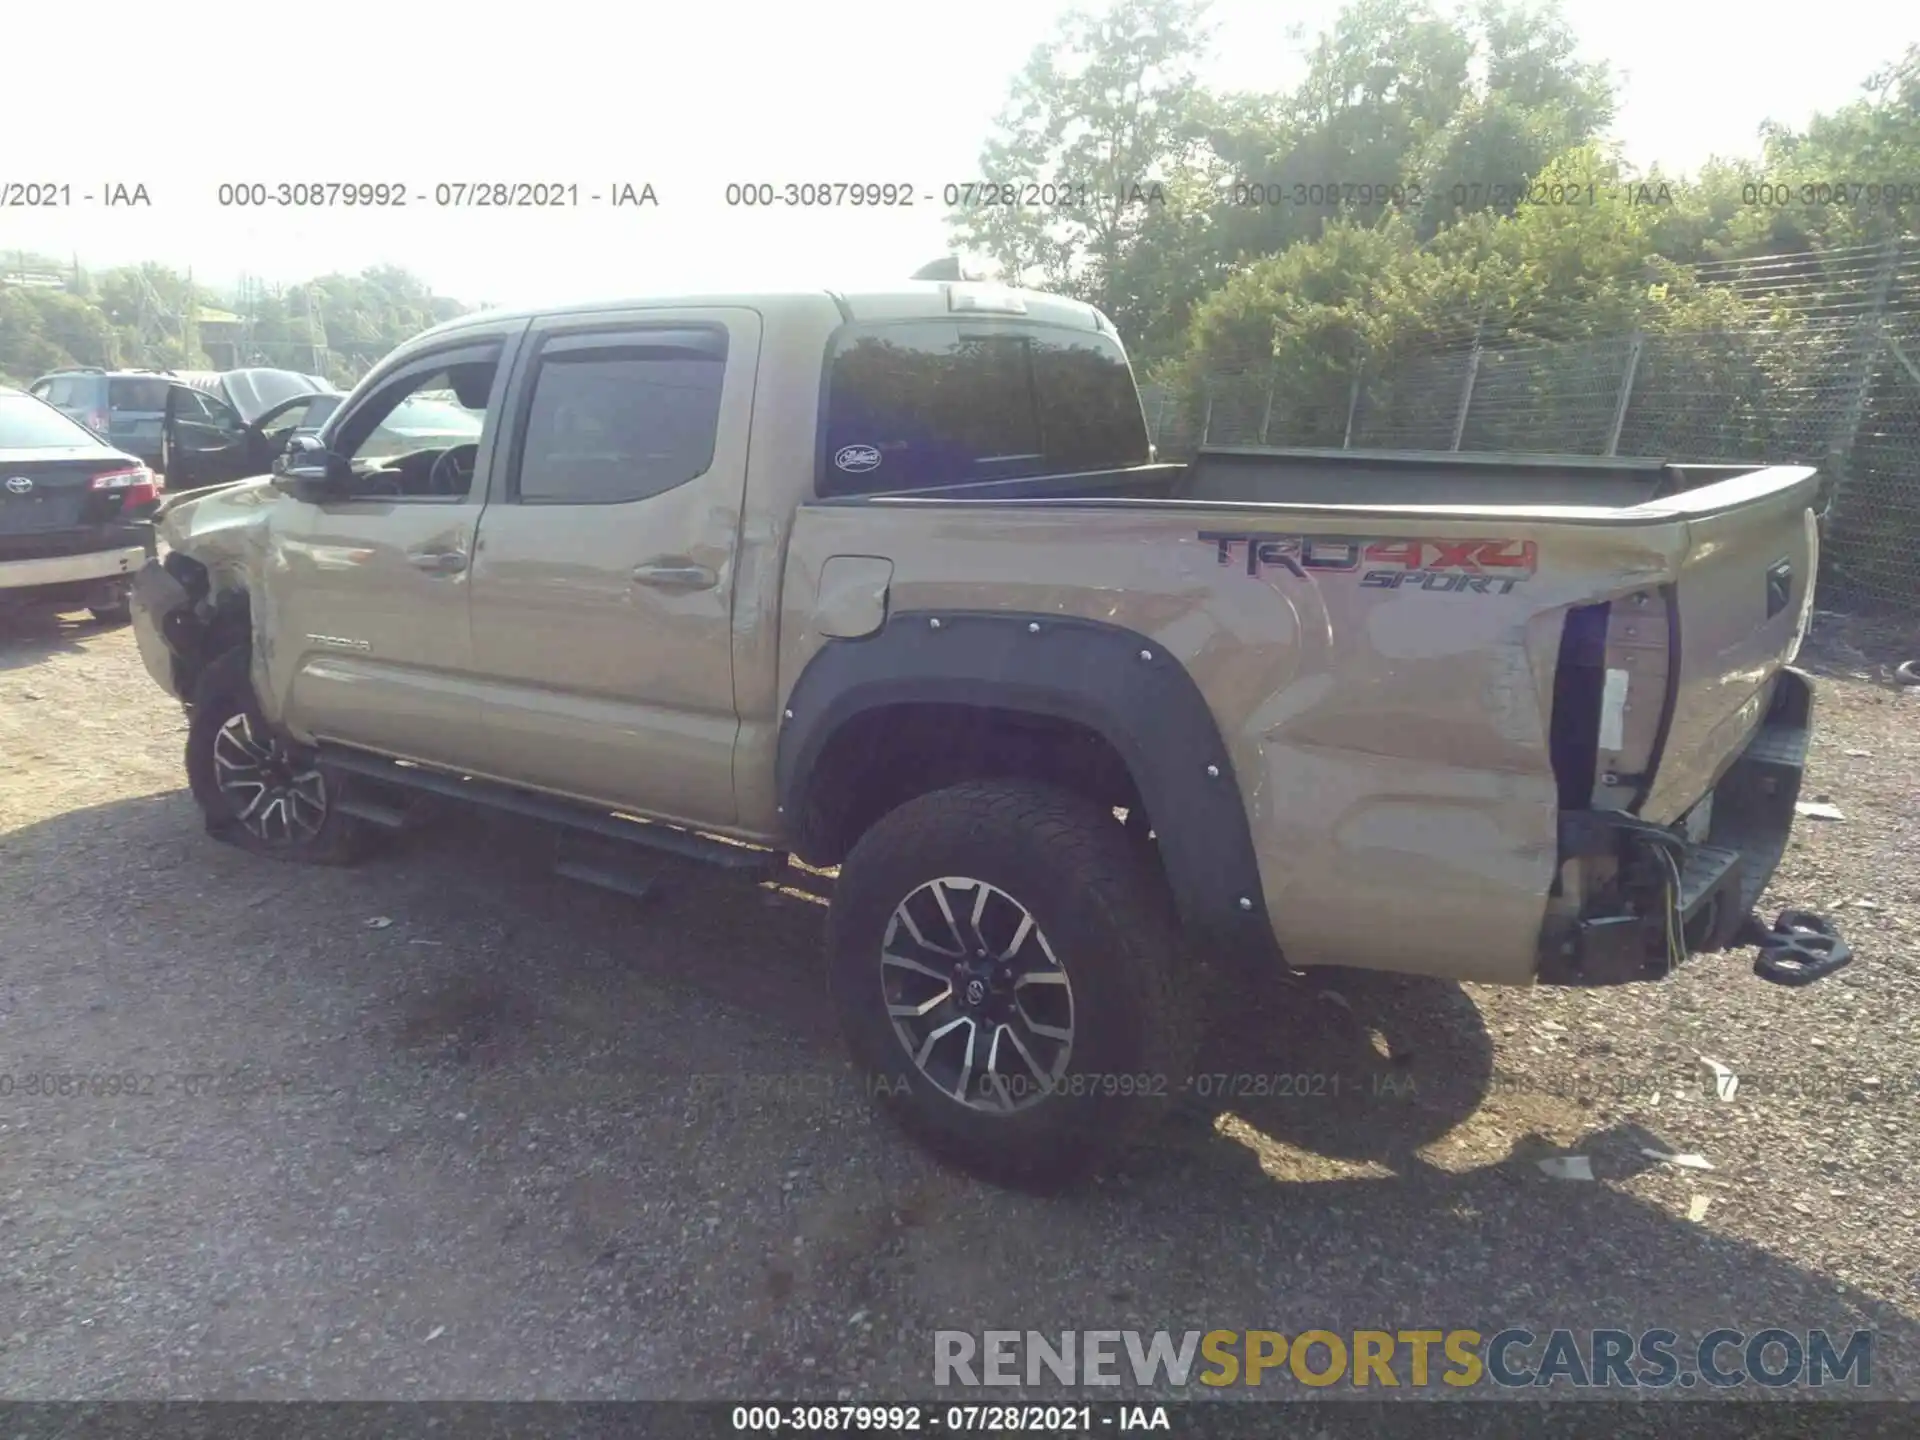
[89,465,160,512]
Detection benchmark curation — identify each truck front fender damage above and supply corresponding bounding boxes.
[776,610,1283,971]
[130,549,250,704]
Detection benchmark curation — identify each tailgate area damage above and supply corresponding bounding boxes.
[1539,668,1848,986]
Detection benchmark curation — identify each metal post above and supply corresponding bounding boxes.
[1450,346,1481,452]
[1201,386,1214,447]
[1824,238,1902,510]
[1342,367,1362,449]
[1606,332,1646,457]
[1258,376,1275,446]
[1884,331,1920,392]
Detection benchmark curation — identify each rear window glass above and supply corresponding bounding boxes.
[819,321,1148,496]
[109,377,171,410]
[0,394,107,448]
[42,375,103,409]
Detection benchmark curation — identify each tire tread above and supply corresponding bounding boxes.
[829,778,1196,1190]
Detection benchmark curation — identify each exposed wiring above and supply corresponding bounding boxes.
[1585,808,1695,977]
[1603,810,1691,977]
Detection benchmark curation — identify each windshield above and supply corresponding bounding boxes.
[0,393,109,449]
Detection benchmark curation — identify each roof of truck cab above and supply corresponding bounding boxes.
[415,283,1108,342]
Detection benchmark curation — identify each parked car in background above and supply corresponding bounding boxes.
[222,390,485,485]
[27,369,175,469]
[0,384,160,625]
[28,366,343,493]
[161,368,340,491]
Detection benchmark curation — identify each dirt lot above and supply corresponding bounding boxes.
[0,607,1916,1402]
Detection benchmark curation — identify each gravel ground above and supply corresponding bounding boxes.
[0,606,1916,1402]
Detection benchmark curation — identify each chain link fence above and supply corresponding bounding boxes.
[1144,239,1920,613]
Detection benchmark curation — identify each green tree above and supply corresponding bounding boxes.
[1714,44,1920,253]
[0,287,120,379]
[948,0,1218,351]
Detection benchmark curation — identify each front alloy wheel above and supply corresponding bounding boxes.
[185,645,368,865]
[211,711,329,844]
[882,876,1075,1113]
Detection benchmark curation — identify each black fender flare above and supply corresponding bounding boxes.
[776,610,1280,965]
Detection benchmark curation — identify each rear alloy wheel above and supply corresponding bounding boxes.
[185,647,367,864]
[830,780,1194,1191]
[881,875,1077,1113]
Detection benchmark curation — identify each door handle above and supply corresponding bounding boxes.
[409,549,468,574]
[631,561,717,590]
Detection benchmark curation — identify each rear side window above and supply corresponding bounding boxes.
[819,321,1149,496]
[0,394,106,448]
[42,376,100,409]
[515,335,727,505]
[109,377,171,411]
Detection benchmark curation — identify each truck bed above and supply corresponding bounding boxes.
[831,446,1778,512]
[790,444,1821,983]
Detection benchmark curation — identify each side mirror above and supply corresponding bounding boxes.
[270,433,355,501]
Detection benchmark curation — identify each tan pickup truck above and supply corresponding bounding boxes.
[128,280,1842,1188]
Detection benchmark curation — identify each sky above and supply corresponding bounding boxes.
[1,0,1914,307]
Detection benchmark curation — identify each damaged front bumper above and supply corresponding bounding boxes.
[1539,668,1844,985]
[130,554,204,702]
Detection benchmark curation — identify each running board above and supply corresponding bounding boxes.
[316,745,786,876]
[554,857,660,904]
[333,793,415,830]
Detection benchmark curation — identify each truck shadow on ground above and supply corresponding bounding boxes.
[393,816,1917,1398]
[7,793,1917,1399]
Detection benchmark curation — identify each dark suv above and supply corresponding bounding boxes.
[27,369,174,469]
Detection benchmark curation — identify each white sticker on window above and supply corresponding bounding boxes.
[834,444,881,473]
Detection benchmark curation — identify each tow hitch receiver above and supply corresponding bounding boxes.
[1752,908,1852,986]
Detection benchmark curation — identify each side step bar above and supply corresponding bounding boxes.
[333,792,415,830]
[317,745,787,877]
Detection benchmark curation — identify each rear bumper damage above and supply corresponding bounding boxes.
[1539,668,1845,985]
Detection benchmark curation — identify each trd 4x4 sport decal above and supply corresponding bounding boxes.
[1198,531,1538,595]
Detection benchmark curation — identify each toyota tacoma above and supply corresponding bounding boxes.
[126,280,1839,1187]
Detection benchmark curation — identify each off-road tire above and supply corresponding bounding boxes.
[829,779,1196,1191]
[185,647,368,864]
